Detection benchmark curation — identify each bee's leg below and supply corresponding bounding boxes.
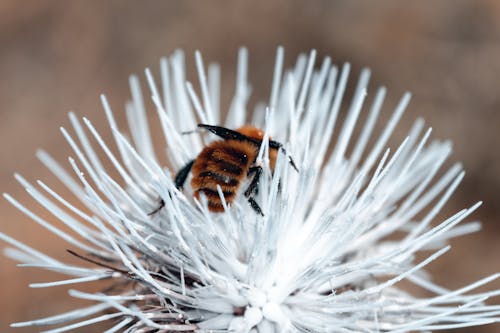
[175,159,195,190]
[148,199,165,216]
[245,166,264,216]
[149,159,195,216]
[245,166,262,197]
[248,197,264,216]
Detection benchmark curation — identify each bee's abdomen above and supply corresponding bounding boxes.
[191,141,254,212]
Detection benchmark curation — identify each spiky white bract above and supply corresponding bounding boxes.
[2,47,499,333]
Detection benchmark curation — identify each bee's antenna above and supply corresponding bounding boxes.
[181,129,199,135]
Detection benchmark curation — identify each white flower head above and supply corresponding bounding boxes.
[2,47,499,333]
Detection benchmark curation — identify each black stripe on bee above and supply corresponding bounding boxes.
[198,188,235,199]
[221,146,249,165]
[198,171,239,186]
[211,159,243,176]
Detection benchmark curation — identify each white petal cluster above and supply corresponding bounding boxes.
[2,48,499,333]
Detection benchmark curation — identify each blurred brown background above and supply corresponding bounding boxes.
[0,1,499,332]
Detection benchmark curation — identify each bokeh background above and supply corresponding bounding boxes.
[0,1,499,332]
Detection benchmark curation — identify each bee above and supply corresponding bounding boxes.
[150,124,297,216]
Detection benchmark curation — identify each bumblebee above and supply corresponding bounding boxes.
[151,124,297,216]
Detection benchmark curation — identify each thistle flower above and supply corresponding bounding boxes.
[2,47,499,333]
